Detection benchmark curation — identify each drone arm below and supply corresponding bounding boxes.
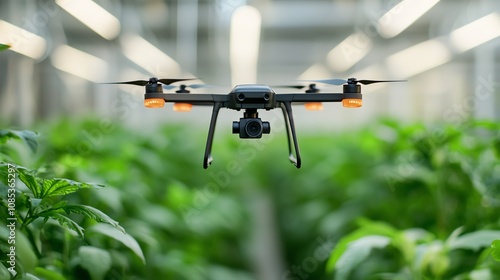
[280,102,301,168]
[203,101,223,169]
[275,93,344,103]
[145,93,230,106]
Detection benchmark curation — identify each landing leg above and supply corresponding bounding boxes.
[280,102,301,168]
[203,102,222,169]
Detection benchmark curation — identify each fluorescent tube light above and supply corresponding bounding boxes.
[450,13,500,53]
[327,32,372,72]
[51,45,108,82]
[298,64,330,80]
[230,6,261,86]
[386,38,452,77]
[378,0,440,38]
[0,20,46,59]
[56,0,120,40]
[121,34,181,76]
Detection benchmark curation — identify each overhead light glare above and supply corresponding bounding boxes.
[450,13,500,53]
[386,39,452,77]
[51,45,108,82]
[0,20,46,59]
[378,0,440,38]
[230,6,261,86]
[56,0,121,40]
[327,32,372,72]
[121,34,181,76]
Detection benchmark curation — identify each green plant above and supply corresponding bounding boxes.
[326,219,500,279]
[321,120,500,279]
[2,117,499,280]
[0,129,144,279]
[0,43,10,51]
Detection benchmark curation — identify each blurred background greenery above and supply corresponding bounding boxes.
[1,117,499,279]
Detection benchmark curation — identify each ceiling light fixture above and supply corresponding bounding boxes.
[56,0,121,40]
[51,44,108,82]
[0,20,46,59]
[377,0,440,38]
[386,38,452,77]
[326,32,372,73]
[120,34,181,76]
[450,13,500,53]
[230,6,262,86]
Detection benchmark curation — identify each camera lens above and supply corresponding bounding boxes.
[232,121,240,134]
[245,120,263,138]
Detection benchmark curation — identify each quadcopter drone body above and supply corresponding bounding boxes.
[106,77,405,169]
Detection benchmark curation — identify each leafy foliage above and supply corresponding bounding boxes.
[0,129,38,153]
[0,128,140,279]
[1,117,499,279]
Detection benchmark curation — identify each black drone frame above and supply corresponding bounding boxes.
[106,77,405,169]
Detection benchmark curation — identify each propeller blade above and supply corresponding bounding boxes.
[272,85,307,90]
[158,78,196,85]
[304,78,406,86]
[162,85,177,90]
[188,84,215,89]
[163,84,216,90]
[103,80,149,86]
[357,79,407,85]
[304,78,347,86]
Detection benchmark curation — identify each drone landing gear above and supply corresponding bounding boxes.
[203,101,222,169]
[203,104,301,169]
[280,102,301,168]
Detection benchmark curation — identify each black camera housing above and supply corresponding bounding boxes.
[232,118,270,139]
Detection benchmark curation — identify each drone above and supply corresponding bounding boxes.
[105,77,405,169]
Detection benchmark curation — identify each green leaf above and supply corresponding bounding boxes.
[14,273,41,280]
[14,166,43,198]
[39,178,103,198]
[33,267,66,280]
[449,230,500,251]
[494,139,500,158]
[0,43,10,51]
[48,213,85,238]
[78,246,112,280]
[89,223,145,264]
[491,240,500,261]
[15,166,103,198]
[326,219,398,272]
[62,204,124,233]
[420,242,449,277]
[0,130,38,153]
[469,269,493,280]
[15,231,38,274]
[0,262,10,280]
[334,235,391,280]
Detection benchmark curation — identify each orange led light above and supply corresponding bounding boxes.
[144,98,165,108]
[342,98,362,108]
[173,103,193,112]
[304,102,323,111]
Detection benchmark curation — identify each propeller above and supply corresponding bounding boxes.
[104,77,196,86]
[271,85,307,90]
[304,78,407,86]
[162,84,215,90]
